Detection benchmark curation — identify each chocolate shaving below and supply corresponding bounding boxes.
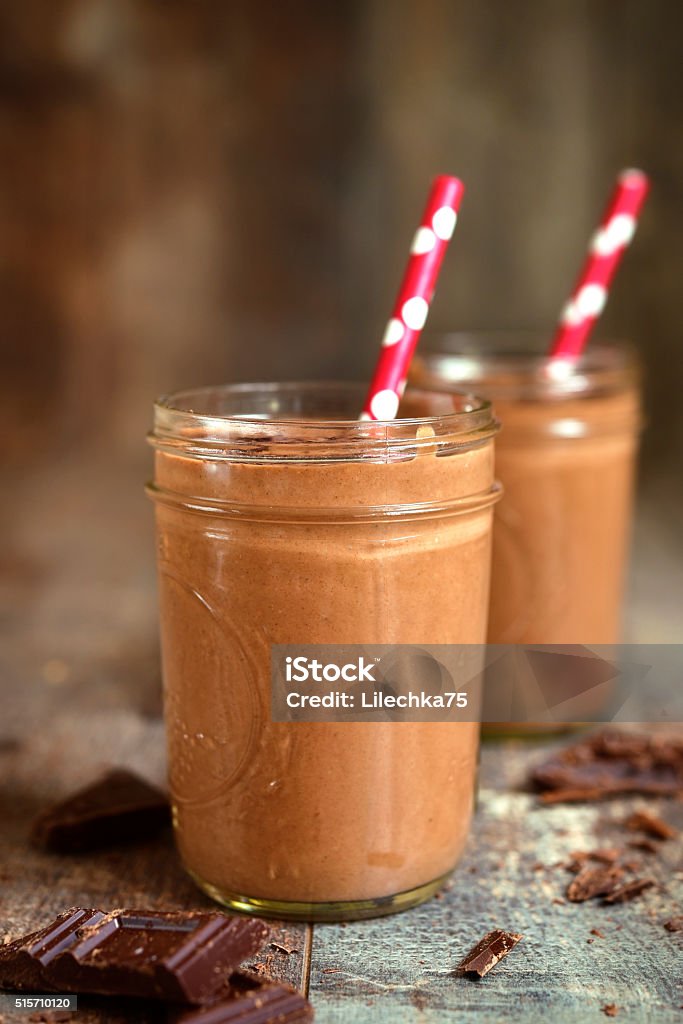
[269,943,298,956]
[603,879,655,904]
[539,787,609,805]
[456,929,522,978]
[566,849,621,873]
[627,838,659,854]
[566,866,625,903]
[531,729,683,803]
[624,809,677,841]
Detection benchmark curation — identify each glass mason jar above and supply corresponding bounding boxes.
[147,382,499,920]
[411,334,641,649]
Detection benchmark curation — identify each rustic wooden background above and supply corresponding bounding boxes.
[0,0,682,469]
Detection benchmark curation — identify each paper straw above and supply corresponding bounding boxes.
[360,175,465,420]
[548,169,650,367]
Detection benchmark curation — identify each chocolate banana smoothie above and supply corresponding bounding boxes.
[148,383,499,919]
[483,388,639,644]
[412,337,641,647]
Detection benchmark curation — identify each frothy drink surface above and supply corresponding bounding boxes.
[152,409,496,908]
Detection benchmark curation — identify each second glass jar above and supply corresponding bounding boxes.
[412,333,642,647]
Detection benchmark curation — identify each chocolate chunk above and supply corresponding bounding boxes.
[586,848,621,864]
[603,879,655,904]
[0,908,270,1004]
[664,916,683,932]
[456,929,522,978]
[31,770,170,852]
[531,729,683,803]
[624,810,677,841]
[172,971,313,1023]
[566,849,621,873]
[566,866,625,903]
[627,838,659,855]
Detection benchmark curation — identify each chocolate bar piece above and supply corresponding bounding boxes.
[0,908,270,1004]
[173,971,313,1023]
[531,729,683,803]
[31,770,171,852]
[456,929,522,978]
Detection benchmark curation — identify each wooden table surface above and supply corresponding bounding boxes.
[2,674,682,1024]
[1,453,682,1023]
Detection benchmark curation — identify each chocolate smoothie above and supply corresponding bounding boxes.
[148,383,499,919]
[412,337,641,648]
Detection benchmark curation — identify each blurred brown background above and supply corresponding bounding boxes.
[1,0,681,692]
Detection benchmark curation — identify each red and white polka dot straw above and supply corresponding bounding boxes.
[548,168,650,366]
[360,175,465,420]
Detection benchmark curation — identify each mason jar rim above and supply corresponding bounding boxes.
[413,332,639,402]
[149,380,498,463]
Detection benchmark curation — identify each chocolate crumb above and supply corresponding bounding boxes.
[246,962,269,975]
[602,1005,619,1018]
[457,929,522,978]
[567,866,624,903]
[540,787,609,804]
[624,809,677,840]
[566,849,621,873]
[270,942,299,955]
[603,878,655,904]
[627,838,659,854]
[664,916,683,932]
[591,928,606,938]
